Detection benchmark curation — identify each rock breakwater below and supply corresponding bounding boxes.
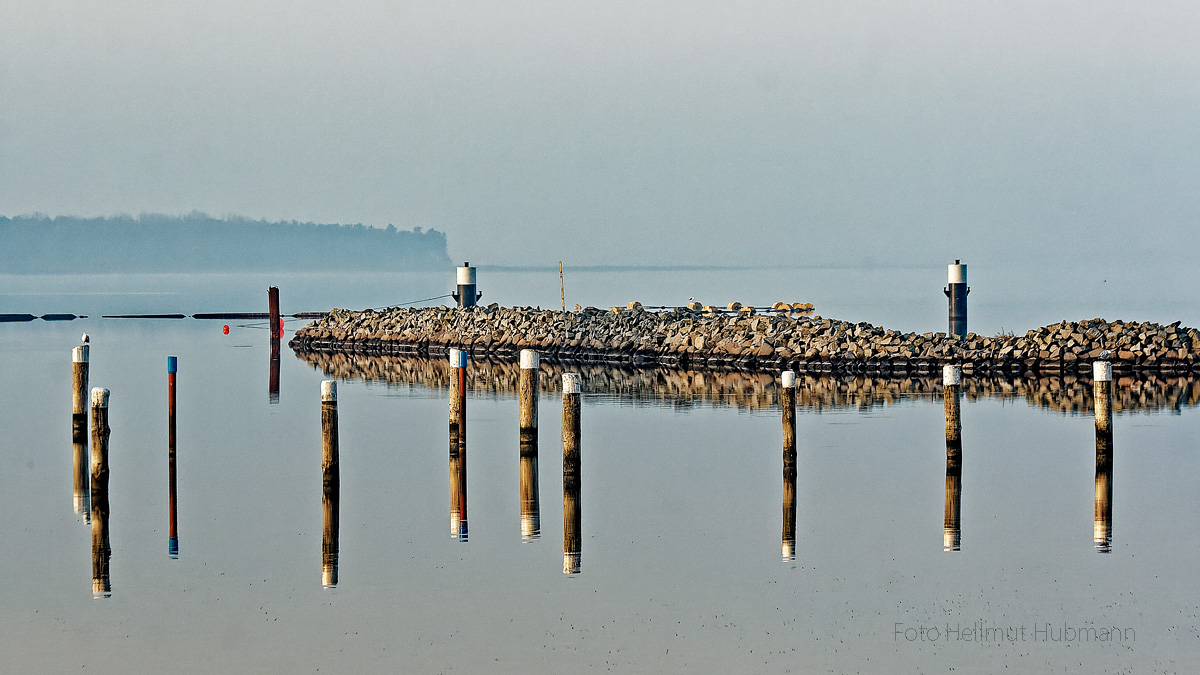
[288,305,1200,377]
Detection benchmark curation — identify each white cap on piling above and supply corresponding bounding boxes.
[1093,360,1112,382]
[456,264,476,285]
[781,370,796,388]
[321,380,337,402]
[520,349,539,369]
[943,365,962,386]
[562,373,582,394]
[948,260,966,284]
[73,345,89,363]
[91,387,109,407]
[449,348,467,368]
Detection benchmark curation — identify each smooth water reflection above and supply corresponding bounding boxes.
[4,319,1200,673]
[520,450,540,541]
[299,351,1200,415]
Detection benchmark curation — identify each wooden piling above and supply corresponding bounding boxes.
[72,345,90,520]
[268,286,280,335]
[781,371,796,561]
[943,365,962,551]
[1094,360,1113,553]
[167,356,179,558]
[269,336,281,404]
[321,380,340,586]
[448,349,468,540]
[519,350,539,445]
[562,373,581,574]
[90,388,111,597]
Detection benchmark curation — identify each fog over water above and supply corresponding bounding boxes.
[2,2,1197,270]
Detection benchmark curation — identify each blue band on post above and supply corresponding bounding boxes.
[167,356,178,374]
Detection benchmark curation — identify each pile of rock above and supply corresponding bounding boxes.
[288,304,1200,376]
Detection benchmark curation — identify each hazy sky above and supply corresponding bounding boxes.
[1,2,1197,266]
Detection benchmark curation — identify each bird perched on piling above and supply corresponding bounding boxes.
[81,333,90,343]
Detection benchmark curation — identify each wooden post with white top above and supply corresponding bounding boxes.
[321,380,340,586]
[167,356,179,558]
[519,349,539,445]
[90,387,111,597]
[562,373,582,574]
[72,345,90,520]
[448,349,468,541]
[1093,360,1113,553]
[781,371,797,561]
[943,365,962,551]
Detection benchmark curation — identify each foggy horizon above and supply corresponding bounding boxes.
[2,3,1197,269]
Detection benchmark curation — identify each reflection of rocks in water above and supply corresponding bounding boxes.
[295,351,1200,415]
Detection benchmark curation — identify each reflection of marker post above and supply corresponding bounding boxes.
[321,381,340,586]
[562,373,582,574]
[943,365,962,551]
[519,350,539,445]
[72,345,90,520]
[167,356,179,558]
[1093,361,1113,553]
[781,371,797,561]
[520,453,540,541]
[90,388,111,597]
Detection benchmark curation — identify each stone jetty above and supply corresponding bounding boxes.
[288,304,1200,377]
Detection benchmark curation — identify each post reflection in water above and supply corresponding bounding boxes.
[520,449,540,541]
[323,480,339,587]
[1094,361,1114,553]
[72,418,90,525]
[269,335,281,404]
[449,441,467,542]
[943,366,962,552]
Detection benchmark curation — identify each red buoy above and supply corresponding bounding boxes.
[223,325,229,335]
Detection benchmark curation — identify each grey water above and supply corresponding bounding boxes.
[2,267,1199,674]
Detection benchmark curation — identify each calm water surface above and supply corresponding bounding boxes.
[2,270,1199,674]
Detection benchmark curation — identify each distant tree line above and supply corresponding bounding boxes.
[0,213,450,273]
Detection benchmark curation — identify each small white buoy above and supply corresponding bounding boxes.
[81,333,90,343]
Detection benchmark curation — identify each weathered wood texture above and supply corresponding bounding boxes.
[90,388,111,596]
[562,374,581,574]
